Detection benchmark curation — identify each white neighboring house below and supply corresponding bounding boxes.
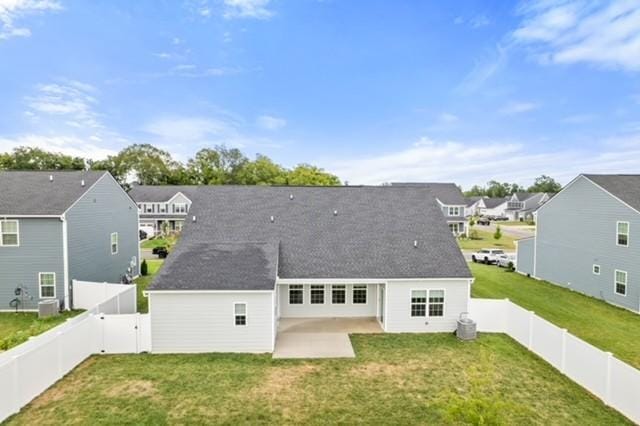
[128,185,197,235]
[465,197,486,217]
[504,192,551,222]
[145,186,473,353]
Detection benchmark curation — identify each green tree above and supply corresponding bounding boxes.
[464,185,486,197]
[186,146,249,184]
[236,155,288,185]
[0,147,85,170]
[527,175,562,193]
[493,225,502,241]
[287,164,341,185]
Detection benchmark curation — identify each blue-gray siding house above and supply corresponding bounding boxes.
[517,174,640,313]
[0,171,139,311]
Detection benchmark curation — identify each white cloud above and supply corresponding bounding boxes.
[561,113,595,123]
[0,134,116,160]
[512,0,640,71]
[470,14,491,28]
[257,114,286,130]
[455,44,508,94]
[168,64,241,78]
[499,101,539,115]
[0,0,61,40]
[223,0,273,19]
[327,134,640,187]
[437,112,459,123]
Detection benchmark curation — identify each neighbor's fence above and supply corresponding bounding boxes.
[0,281,148,422]
[470,299,640,424]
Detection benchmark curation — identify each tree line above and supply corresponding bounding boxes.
[464,175,562,198]
[0,144,341,187]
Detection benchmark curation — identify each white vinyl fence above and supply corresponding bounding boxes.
[470,298,640,424]
[0,281,149,422]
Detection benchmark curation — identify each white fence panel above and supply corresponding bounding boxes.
[468,299,507,332]
[100,313,151,354]
[97,297,119,315]
[506,303,530,347]
[139,314,152,353]
[73,281,136,312]
[117,288,137,314]
[610,358,640,422]
[0,360,16,421]
[530,316,564,370]
[564,334,609,401]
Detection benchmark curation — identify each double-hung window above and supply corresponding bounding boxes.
[39,272,56,298]
[617,221,629,247]
[174,203,187,214]
[352,285,367,304]
[615,270,627,296]
[234,303,247,326]
[411,290,427,317]
[593,264,600,275]
[289,285,303,304]
[110,232,118,255]
[310,285,325,304]
[428,290,445,317]
[448,206,461,216]
[0,220,19,247]
[332,285,346,304]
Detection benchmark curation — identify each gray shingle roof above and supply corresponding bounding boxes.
[151,242,279,291]
[128,185,197,202]
[584,174,640,212]
[391,182,466,205]
[149,186,471,291]
[0,171,107,215]
[482,197,508,209]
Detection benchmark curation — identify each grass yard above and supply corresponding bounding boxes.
[471,263,640,370]
[458,228,516,250]
[6,333,630,425]
[135,259,164,313]
[499,221,535,227]
[0,311,83,351]
[140,234,179,250]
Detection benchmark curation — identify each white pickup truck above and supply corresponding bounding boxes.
[471,248,505,264]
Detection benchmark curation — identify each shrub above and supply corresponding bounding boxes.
[469,217,476,227]
[493,225,502,241]
[141,259,148,276]
[469,229,480,240]
[506,261,515,272]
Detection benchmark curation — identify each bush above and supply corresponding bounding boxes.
[141,259,148,276]
[506,261,515,272]
[469,229,480,240]
[493,225,502,241]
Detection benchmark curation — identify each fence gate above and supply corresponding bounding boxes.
[100,313,151,354]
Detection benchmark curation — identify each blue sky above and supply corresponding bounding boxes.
[0,0,639,187]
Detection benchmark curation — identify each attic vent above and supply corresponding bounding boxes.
[192,215,197,222]
[413,240,418,248]
[80,179,85,187]
[270,216,275,223]
[49,175,53,182]
[289,194,294,200]
[333,210,338,216]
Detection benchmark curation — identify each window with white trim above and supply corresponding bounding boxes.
[234,303,247,326]
[352,285,367,304]
[332,285,346,304]
[110,232,118,255]
[411,290,427,317]
[428,290,445,317]
[289,285,303,304]
[310,285,325,304]
[593,264,600,275]
[615,270,627,296]
[39,272,56,298]
[0,220,19,247]
[174,203,187,214]
[617,221,629,247]
[448,206,461,216]
[449,223,461,234]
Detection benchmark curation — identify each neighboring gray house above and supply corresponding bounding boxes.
[517,174,640,313]
[0,171,139,311]
[128,185,196,235]
[504,192,551,221]
[392,182,469,236]
[146,186,473,353]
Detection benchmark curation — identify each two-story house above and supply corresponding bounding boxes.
[517,174,640,313]
[392,183,468,236]
[128,185,197,235]
[505,192,551,221]
[0,171,139,311]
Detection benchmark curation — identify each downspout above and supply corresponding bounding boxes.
[61,214,70,310]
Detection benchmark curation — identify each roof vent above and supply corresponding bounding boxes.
[192,215,197,222]
[80,179,85,187]
[333,210,338,216]
[413,240,418,248]
[49,175,53,182]
[289,194,294,200]
[270,215,275,223]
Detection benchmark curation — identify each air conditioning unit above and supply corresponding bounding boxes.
[38,299,60,319]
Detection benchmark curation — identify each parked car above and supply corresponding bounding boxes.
[152,246,166,255]
[477,217,491,226]
[156,247,169,259]
[139,230,148,240]
[493,216,509,221]
[496,253,516,268]
[471,248,505,264]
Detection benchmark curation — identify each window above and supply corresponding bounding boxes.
[448,206,461,216]
[310,285,325,304]
[110,232,118,255]
[449,223,460,234]
[615,270,627,296]
[617,222,629,246]
[39,272,56,298]
[289,285,303,304]
[353,285,367,304]
[429,290,445,317]
[411,290,427,317]
[332,285,346,304]
[0,220,19,247]
[144,204,154,213]
[234,303,247,326]
[174,203,187,214]
[593,264,600,275]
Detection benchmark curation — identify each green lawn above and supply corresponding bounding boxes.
[0,310,83,351]
[458,228,516,250]
[140,234,179,250]
[6,333,629,425]
[499,221,536,227]
[471,263,640,369]
[135,259,164,313]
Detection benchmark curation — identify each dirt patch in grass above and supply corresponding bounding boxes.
[104,380,156,399]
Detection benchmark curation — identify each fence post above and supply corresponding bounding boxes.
[11,356,20,416]
[560,329,568,374]
[528,310,535,350]
[605,352,613,406]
